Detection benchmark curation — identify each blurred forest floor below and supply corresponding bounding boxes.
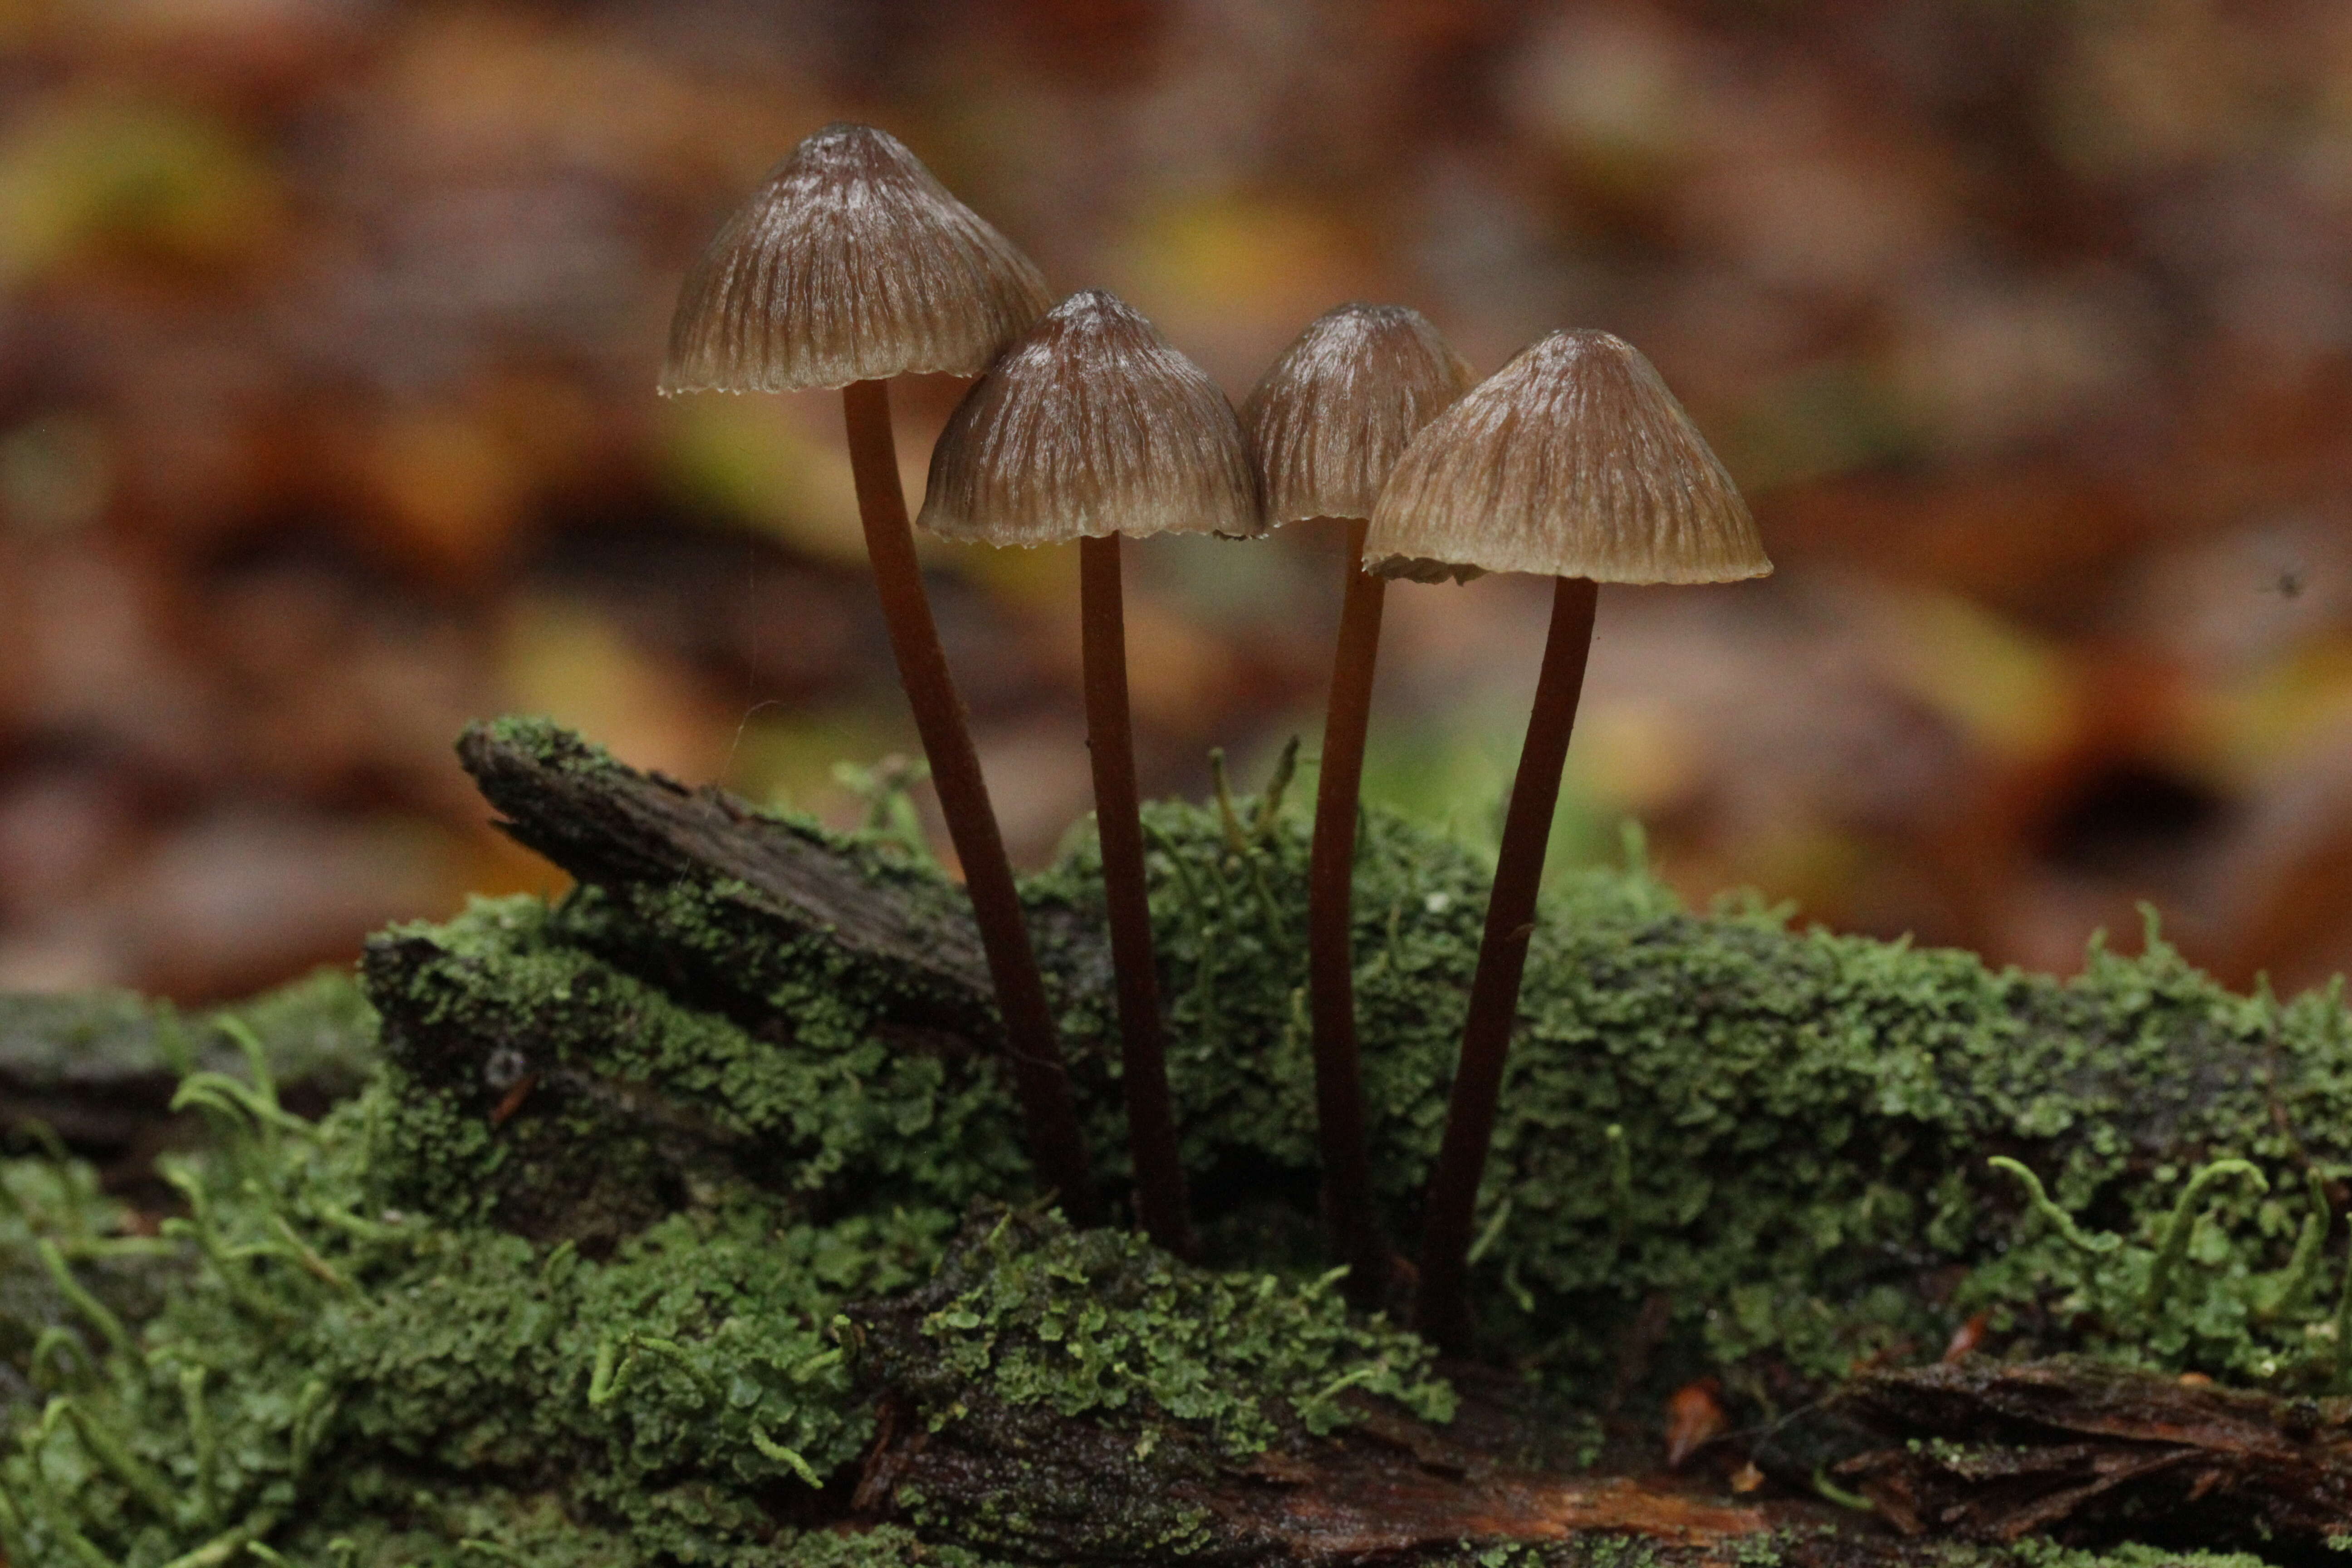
[3,0,2352,1003]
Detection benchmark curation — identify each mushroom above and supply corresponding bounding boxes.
[1239,304,1471,1300]
[922,289,1263,1256]
[662,123,1098,1225]
[1366,328,1769,1348]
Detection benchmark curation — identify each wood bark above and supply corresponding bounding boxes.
[458,720,995,1019]
[1815,1357,2352,1544]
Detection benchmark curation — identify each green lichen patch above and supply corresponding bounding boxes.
[0,1010,1455,1564]
[1033,795,2352,1404]
[1448,902,2352,1398]
[836,1202,1467,1564]
[360,892,1029,1245]
[860,1204,1454,1460]
[0,1056,958,1565]
[351,779,2352,1412]
[2004,1543,2279,1568]
[1948,1155,2347,1382]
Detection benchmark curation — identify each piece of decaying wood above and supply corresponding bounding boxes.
[854,1383,1783,1567]
[1823,1357,2352,1544]
[458,717,996,1023]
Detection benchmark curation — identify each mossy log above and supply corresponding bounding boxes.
[10,716,2352,1564]
[435,718,2352,1392]
[371,718,2352,1554]
[845,1205,1784,1567]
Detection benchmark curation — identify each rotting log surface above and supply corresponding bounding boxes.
[432,719,2352,1562]
[21,718,2352,1563]
[460,717,996,1032]
[1819,1357,2352,1544]
[848,1215,1783,1566]
[854,1384,1779,1567]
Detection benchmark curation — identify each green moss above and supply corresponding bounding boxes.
[262,1488,1020,1568]
[0,1063,954,1564]
[10,722,2352,1561]
[2006,1543,2279,1568]
[0,1154,181,1436]
[877,1204,1452,1458]
[0,948,1444,1563]
[361,893,1028,1243]
[770,1524,1010,1568]
[1047,801,2352,1400]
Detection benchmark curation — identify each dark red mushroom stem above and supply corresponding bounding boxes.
[1078,533,1196,1257]
[1307,519,1393,1304]
[842,377,1099,1227]
[1414,574,1601,1352]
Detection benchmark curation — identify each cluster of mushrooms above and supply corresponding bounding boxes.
[662,124,1770,1351]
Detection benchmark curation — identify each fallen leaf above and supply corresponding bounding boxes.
[1665,1377,1727,1470]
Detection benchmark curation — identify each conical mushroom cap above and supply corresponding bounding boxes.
[1364,329,1770,585]
[661,122,1053,394]
[918,290,1265,547]
[1240,303,1474,524]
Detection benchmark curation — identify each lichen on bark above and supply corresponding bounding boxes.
[3,719,2352,1563]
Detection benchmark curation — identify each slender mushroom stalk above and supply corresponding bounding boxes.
[1078,530,1187,1250]
[1311,520,1387,1290]
[661,123,1098,1224]
[1364,329,1771,1351]
[922,290,1265,1256]
[1239,304,1471,1301]
[1411,572,1596,1352]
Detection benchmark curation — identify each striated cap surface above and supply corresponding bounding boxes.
[1240,303,1473,525]
[661,122,1052,394]
[918,290,1264,547]
[1364,329,1769,585]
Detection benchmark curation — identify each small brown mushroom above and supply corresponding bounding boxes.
[922,289,1264,1255]
[662,123,1048,394]
[1240,303,1471,1302]
[662,123,1098,1224]
[1372,328,1769,1349]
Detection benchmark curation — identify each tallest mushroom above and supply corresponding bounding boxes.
[661,123,1097,1225]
